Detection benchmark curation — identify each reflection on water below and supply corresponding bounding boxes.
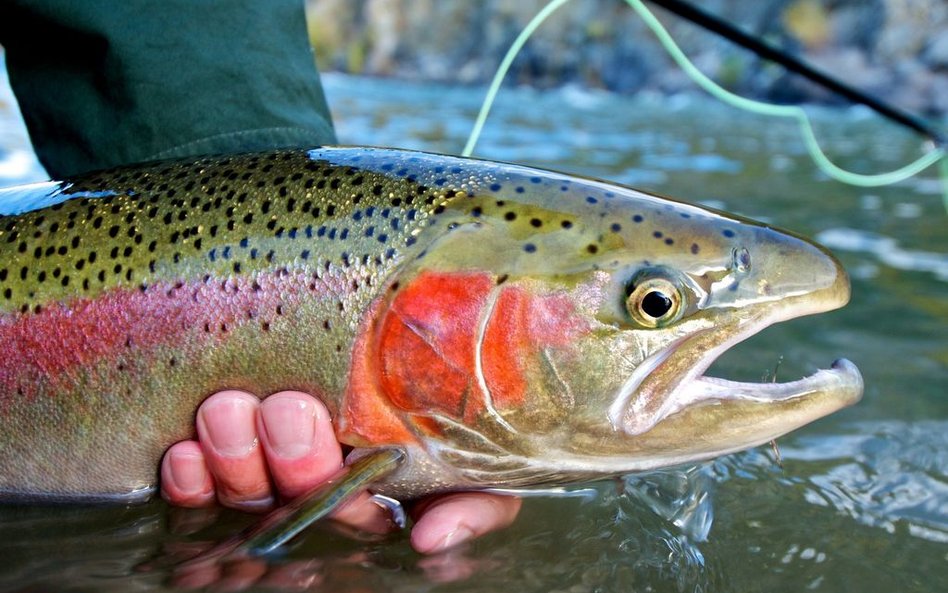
[783,421,948,544]
[1,68,946,592]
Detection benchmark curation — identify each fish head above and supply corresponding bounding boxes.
[342,159,863,489]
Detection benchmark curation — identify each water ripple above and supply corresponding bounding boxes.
[780,421,948,543]
[816,228,948,281]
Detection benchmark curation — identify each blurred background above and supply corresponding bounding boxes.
[306,0,948,116]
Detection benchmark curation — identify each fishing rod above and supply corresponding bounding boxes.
[646,0,946,147]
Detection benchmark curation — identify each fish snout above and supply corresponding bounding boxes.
[744,226,852,316]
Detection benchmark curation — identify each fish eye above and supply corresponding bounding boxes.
[625,274,684,328]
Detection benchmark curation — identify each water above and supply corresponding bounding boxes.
[1,69,946,592]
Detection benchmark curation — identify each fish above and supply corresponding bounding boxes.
[0,147,862,521]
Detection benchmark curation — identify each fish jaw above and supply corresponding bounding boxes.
[603,223,863,465]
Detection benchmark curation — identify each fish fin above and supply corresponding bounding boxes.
[368,493,406,528]
[176,448,405,568]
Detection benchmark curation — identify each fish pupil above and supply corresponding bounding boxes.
[642,290,673,319]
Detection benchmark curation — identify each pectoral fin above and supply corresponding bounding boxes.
[177,448,405,568]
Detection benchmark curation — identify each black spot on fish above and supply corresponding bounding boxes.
[633,215,644,223]
[524,243,537,253]
[691,243,700,254]
[587,244,599,254]
[653,231,663,239]
[723,229,735,238]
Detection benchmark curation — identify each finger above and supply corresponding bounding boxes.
[409,493,521,554]
[160,440,216,507]
[256,391,344,500]
[257,392,396,533]
[196,390,273,511]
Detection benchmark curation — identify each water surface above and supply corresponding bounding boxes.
[1,71,945,592]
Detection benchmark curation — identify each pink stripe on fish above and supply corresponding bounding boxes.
[0,268,346,403]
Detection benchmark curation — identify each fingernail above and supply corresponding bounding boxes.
[260,395,318,459]
[168,450,210,496]
[431,525,475,552]
[199,397,258,457]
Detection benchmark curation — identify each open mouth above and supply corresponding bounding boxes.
[609,312,864,437]
[679,358,862,405]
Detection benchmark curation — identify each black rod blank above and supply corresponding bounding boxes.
[645,0,945,146]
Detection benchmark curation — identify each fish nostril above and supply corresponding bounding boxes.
[731,247,751,275]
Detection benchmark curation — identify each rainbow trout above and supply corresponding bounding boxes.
[0,147,862,512]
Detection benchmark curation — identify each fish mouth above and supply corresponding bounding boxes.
[608,306,864,440]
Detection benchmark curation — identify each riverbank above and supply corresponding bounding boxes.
[306,0,948,117]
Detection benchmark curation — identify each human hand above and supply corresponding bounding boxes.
[160,390,521,554]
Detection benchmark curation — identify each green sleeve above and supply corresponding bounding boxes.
[0,0,336,179]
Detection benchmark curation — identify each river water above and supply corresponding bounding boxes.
[0,70,945,592]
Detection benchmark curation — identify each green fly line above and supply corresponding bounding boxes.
[462,0,948,210]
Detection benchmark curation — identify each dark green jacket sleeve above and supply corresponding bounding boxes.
[0,0,336,178]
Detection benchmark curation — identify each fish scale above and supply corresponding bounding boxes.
[0,146,862,506]
[1,151,431,312]
[0,149,461,500]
